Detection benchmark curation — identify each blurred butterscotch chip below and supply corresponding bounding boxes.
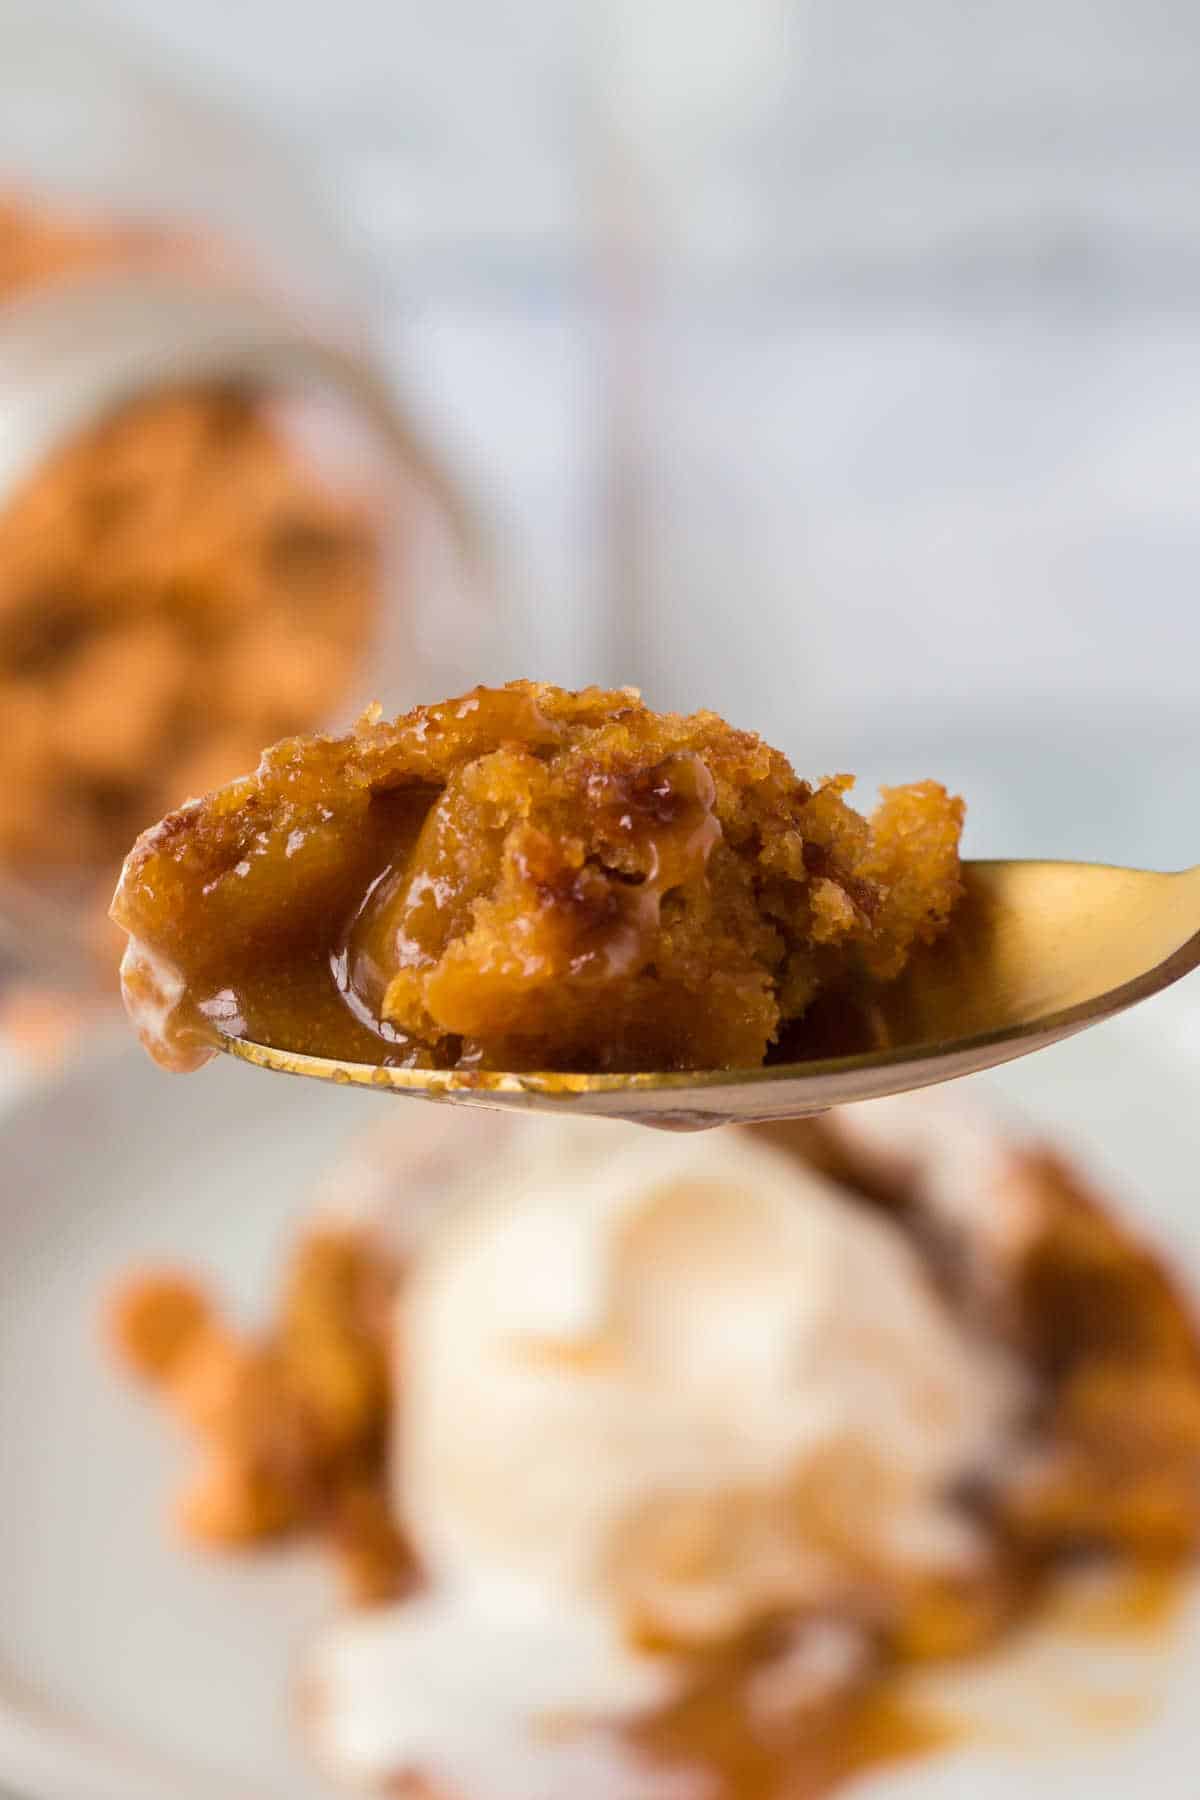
[0,192,168,293]
[175,1453,302,1546]
[106,1270,213,1382]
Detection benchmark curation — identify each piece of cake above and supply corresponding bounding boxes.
[111,680,963,1074]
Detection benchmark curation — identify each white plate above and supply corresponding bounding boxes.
[3,997,1200,1800]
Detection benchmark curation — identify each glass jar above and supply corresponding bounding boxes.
[0,0,490,989]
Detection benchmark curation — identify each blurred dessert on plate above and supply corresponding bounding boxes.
[108,1087,1200,1798]
[111,679,964,1074]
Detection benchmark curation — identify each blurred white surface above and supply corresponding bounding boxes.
[73,0,1200,280]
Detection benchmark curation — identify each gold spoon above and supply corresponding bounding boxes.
[216,858,1200,1129]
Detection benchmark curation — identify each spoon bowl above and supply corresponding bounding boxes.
[216,858,1200,1128]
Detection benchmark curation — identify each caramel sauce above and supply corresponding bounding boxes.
[192,786,441,1069]
[1046,1558,1185,1640]
[627,1556,1192,1797]
[633,1650,954,1800]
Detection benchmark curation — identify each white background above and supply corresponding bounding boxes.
[67,0,1200,738]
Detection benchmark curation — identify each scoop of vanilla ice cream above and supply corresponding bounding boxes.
[400,1116,1026,1645]
[309,1106,1029,1794]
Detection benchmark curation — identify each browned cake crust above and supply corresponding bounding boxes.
[112,681,964,1074]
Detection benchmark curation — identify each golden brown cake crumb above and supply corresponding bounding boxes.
[107,1231,412,1597]
[112,681,964,1074]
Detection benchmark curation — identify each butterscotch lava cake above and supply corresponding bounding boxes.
[112,681,963,1073]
